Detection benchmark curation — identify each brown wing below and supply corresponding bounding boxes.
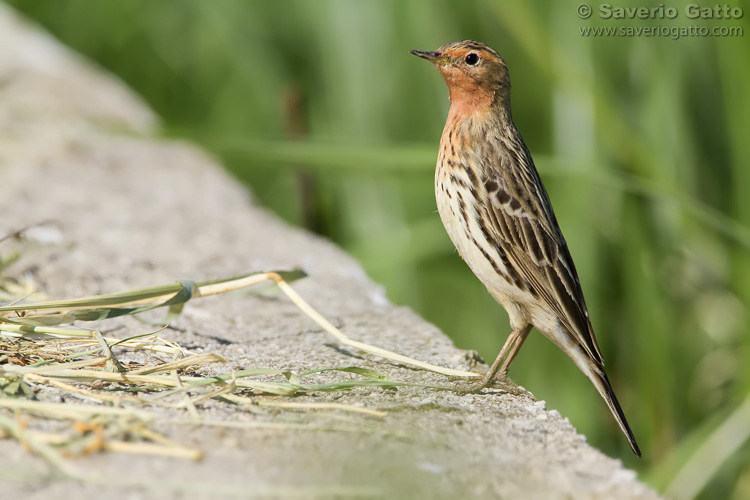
[477,140,604,366]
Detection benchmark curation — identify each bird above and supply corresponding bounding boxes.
[411,40,640,456]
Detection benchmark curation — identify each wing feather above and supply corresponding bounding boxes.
[478,144,604,365]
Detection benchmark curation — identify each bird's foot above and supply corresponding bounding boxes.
[454,372,522,395]
[453,378,488,394]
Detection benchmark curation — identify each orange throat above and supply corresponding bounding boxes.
[448,86,494,117]
[440,68,495,117]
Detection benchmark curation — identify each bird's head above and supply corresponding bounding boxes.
[411,40,511,115]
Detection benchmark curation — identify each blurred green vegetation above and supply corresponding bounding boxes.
[7,0,749,497]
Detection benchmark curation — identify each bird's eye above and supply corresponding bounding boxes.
[465,53,479,65]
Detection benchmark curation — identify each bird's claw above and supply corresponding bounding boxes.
[454,378,489,394]
[454,373,521,395]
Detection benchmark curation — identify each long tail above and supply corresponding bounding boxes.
[594,369,641,457]
[569,347,641,456]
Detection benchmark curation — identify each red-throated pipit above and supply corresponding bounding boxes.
[412,40,640,456]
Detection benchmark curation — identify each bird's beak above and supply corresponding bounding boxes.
[410,50,446,65]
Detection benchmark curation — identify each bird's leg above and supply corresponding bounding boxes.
[456,325,532,393]
[497,324,532,379]
[479,324,532,387]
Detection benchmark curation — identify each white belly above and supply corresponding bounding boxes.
[435,169,534,329]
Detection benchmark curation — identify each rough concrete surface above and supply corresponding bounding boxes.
[0,4,660,499]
